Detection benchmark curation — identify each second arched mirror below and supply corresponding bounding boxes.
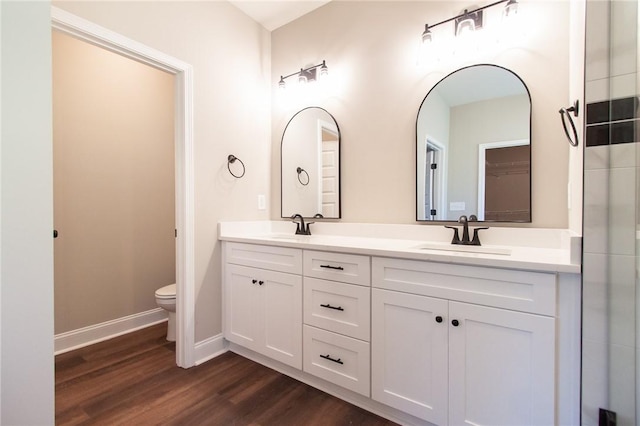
[281,107,341,219]
[416,64,531,222]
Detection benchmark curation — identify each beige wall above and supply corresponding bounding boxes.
[53,1,272,341]
[52,31,176,334]
[272,1,571,228]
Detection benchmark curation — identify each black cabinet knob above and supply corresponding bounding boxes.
[452,319,460,327]
[258,280,264,286]
[435,316,443,323]
[252,279,257,284]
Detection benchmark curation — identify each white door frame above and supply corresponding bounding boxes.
[51,7,196,368]
[417,135,446,220]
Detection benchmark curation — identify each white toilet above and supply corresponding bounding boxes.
[155,283,176,341]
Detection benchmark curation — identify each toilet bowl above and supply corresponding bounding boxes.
[155,283,176,342]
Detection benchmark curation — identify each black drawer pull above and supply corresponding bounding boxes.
[320,264,344,271]
[320,303,344,311]
[320,354,343,365]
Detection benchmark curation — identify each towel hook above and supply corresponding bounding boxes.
[227,155,245,178]
[296,167,310,186]
[559,100,579,147]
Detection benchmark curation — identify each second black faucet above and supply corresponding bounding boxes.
[291,214,312,235]
[445,215,488,246]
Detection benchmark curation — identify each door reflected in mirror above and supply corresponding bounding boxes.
[281,107,341,219]
[416,64,531,222]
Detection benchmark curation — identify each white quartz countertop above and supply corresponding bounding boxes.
[218,221,581,274]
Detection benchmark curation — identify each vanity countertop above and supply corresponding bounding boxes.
[218,221,581,274]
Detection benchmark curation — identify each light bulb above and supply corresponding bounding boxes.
[422,24,433,44]
[503,0,519,20]
[456,17,476,37]
[298,69,307,85]
[319,61,329,78]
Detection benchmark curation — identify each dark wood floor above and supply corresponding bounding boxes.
[55,323,397,425]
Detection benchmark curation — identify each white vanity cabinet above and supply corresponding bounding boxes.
[223,242,303,369]
[220,226,580,426]
[302,250,372,396]
[371,257,556,426]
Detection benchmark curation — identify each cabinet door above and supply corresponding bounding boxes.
[371,289,449,425]
[262,268,303,369]
[224,264,302,369]
[448,301,555,426]
[224,264,262,352]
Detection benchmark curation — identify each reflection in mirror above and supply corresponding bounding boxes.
[282,107,340,219]
[416,64,531,222]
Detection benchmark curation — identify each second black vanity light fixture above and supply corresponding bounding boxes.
[420,0,519,44]
[278,60,328,90]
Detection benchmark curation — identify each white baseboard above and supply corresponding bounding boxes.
[194,333,228,366]
[54,308,168,355]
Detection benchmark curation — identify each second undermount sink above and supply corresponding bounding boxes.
[413,242,512,256]
[260,234,311,242]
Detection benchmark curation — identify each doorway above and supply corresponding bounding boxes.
[424,139,445,220]
[52,7,196,368]
[477,139,529,221]
[319,119,339,217]
[52,29,176,347]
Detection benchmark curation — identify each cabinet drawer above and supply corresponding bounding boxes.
[372,257,556,316]
[304,278,370,341]
[303,250,370,286]
[225,242,302,274]
[303,325,370,396]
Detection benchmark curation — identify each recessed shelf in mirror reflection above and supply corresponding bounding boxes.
[281,107,341,219]
[416,64,531,223]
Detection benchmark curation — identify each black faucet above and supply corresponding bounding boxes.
[445,215,488,246]
[459,215,471,244]
[291,214,312,235]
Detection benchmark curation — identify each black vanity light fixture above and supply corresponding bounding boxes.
[278,60,328,90]
[421,0,519,45]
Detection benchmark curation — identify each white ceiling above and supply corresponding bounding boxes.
[229,0,331,31]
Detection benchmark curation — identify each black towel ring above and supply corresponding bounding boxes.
[559,100,579,147]
[297,167,310,186]
[227,155,245,178]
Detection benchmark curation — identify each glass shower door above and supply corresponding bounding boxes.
[582,1,639,424]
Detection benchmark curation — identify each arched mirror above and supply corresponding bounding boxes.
[416,64,531,222]
[281,107,341,219]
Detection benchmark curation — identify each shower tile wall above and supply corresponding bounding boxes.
[583,1,639,425]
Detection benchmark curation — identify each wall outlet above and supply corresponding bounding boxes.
[258,194,266,210]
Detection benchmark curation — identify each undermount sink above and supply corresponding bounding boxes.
[413,243,512,256]
[260,234,310,242]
